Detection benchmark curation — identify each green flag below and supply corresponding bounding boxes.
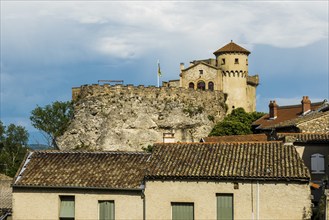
[157,60,162,77]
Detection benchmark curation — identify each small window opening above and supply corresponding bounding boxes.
[235,58,239,64]
[208,82,214,91]
[197,81,206,90]
[221,59,225,65]
[199,70,203,75]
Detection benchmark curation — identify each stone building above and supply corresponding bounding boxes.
[163,41,259,113]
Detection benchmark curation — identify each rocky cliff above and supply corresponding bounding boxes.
[57,84,227,151]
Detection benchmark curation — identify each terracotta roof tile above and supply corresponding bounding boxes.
[204,134,268,142]
[253,102,324,130]
[213,41,250,56]
[146,142,309,182]
[13,151,150,190]
[277,132,329,143]
[0,175,12,211]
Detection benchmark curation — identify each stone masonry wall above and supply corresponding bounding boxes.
[297,112,329,133]
[58,84,226,151]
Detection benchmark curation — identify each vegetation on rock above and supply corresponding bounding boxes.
[30,101,73,149]
[209,108,265,136]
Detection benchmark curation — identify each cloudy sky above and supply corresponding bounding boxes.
[1,1,328,144]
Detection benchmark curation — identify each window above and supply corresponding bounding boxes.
[99,201,114,220]
[221,59,225,65]
[189,82,195,89]
[246,59,248,66]
[234,58,239,64]
[311,153,325,174]
[59,196,75,220]
[199,70,203,75]
[197,81,205,90]
[172,203,194,220]
[208,82,214,91]
[217,194,233,220]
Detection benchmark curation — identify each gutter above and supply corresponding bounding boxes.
[12,184,143,192]
[0,212,11,220]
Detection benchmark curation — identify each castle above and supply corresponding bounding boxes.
[66,41,260,149]
[163,41,259,113]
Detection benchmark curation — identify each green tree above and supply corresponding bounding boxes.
[30,101,73,149]
[0,121,29,177]
[209,108,265,136]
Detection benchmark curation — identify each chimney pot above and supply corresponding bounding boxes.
[301,96,311,114]
[269,100,278,119]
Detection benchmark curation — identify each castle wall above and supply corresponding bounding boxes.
[247,84,257,112]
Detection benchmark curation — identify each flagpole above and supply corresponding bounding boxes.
[157,59,160,87]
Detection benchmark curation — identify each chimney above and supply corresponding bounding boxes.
[180,63,185,72]
[301,96,311,114]
[269,100,278,119]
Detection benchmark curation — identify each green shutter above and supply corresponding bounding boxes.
[217,194,233,220]
[59,196,75,218]
[99,201,114,220]
[172,203,194,220]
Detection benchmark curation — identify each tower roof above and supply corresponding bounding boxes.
[213,41,250,56]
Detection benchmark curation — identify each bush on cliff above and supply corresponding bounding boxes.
[209,108,265,136]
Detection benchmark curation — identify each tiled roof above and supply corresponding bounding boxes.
[203,134,268,142]
[0,174,12,211]
[213,41,250,56]
[0,174,12,181]
[13,151,150,190]
[182,61,218,72]
[277,133,329,143]
[253,102,324,130]
[146,142,310,182]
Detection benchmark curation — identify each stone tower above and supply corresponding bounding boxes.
[163,41,259,113]
[213,41,258,112]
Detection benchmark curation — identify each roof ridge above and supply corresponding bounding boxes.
[278,101,324,109]
[34,150,150,155]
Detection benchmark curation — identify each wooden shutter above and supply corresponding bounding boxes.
[59,196,75,218]
[319,154,325,173]
[217,194,233,220]
[311,154,325,173]
[99,201,115,220]
[172,203,194,220]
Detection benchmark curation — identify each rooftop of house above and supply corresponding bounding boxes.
[146,142,310,182]
[213,41,251,56]
[277,132,329,143]
[253,98,327,130]
[202,133,268,143]
[13,151,150,190]
[13,141,311,190]
[0,174,12,212]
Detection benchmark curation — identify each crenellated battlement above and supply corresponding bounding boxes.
[72,84,225,104]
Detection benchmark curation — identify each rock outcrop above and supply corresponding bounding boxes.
[57,84,227,151]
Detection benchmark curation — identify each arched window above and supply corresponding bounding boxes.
[208,82,214,91]
[189,82,194,89]
[197,81,205,90]
[311,153,325,174]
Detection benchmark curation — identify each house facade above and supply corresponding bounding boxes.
[12,151,148,220]
[12,142,311,219]
[162,41,259,113]
[145,142,311,220]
